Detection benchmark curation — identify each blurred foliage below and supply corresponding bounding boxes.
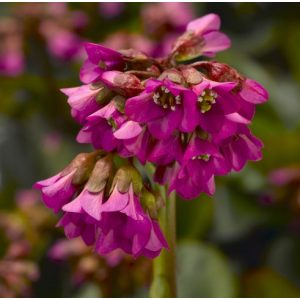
[1,2,300,297]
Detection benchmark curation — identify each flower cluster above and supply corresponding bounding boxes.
[35,13,268,259]
[34,152,168,259]
[61,14,267,200]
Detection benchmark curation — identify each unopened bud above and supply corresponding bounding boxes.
[141,189,158,219]
[159,68,184,85]
[112,95,126,113]
[96,85,115,104]
[86,154,113,193]
[61,151,103,186]
[181,66,203,85]
[192,61,244,92]
[110,166,143,195]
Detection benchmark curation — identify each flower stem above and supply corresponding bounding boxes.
[149,189,176,298]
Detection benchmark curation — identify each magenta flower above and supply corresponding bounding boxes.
[33,169,77,213]
[116,126,152,164]
[97,184,168,258]
[57,212,96,246]
[169,137,230,199]
[77,101,125,151]
[54,163,168,259]
[61,84,103,124]
[172,13,231,60]
[238,78,269,104]
[77,101,142,152]
[35,12,269,264]
[148,133,184,165]
[33,152,98,212]
[125,78,196,139]
[80,43,124,84]
[190,78,239,133]
[219,125,264,171]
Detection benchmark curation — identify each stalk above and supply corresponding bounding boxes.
[149,189,177,297]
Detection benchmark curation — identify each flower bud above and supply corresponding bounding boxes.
[60,151,103,186]
[141,189,159,219]
[101,71,144,97]
[180,66,203,85]
[110,165,143,195]
[158,68,184,84]
[85,154,113,193]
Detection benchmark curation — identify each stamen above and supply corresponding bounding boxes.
[171,106,176,111]
[198,89,218,114]
[175,95,181,104]
[164,88,170,93]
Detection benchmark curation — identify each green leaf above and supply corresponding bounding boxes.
[243,267,300,297]
[177,241,238,297]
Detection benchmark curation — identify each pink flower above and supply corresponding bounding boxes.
[33,169,77,213]
[172,13,231,60]
[97,184,168,258]
[125,78,196,139]
[77,101,143,152]
[55,164,168,259]
[169,137,230,199]
[33,152,99,212]
[190,78,239,133]
[219,126,264,172]
[80,43,124,84]
[61,84,103,124]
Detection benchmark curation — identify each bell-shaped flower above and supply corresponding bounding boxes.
[80,42,124,84]
[33,152,99,212]
[125,77,196,139]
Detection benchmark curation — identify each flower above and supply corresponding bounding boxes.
[171,13,231,61]
[61,83,105,124]
[218,125,264,172]
[169,137,229,199]
[125,77,196,139]
[80,43,124,84]
[96,167,168,258]
[190,77,239,133]
[33,152,99,212]
[77,99,143,152]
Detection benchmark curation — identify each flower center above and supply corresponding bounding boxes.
[192,154,211,161]
[197,89,218,113]
[152,86,181,111]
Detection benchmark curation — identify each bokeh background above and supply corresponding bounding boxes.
[1,2,300,297]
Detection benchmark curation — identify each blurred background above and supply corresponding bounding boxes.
[1,2,300,297]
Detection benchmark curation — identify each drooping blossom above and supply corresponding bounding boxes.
[61,83,105,124]
[77,99,143,152]
[35,153,168,259]
[33,152,100,212]
[35,12,269,263]
[171,13,231,60]
[80,43,124,84]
